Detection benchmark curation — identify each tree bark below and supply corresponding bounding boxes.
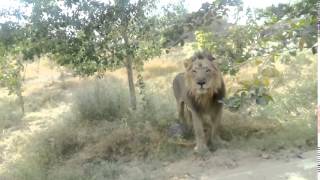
[125,56,137,110]
[17,57,25,115]
[123,32,137,110]
[17,90,24,115]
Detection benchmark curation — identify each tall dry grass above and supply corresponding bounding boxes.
[1,47,316,180]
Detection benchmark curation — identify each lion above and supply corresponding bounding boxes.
[172,51,226,154]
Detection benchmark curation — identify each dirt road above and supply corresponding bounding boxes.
[120,150,317,180]
[140,150,317,180]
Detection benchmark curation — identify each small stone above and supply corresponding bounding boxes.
[167,122,188,138]
[296,153,304,159]
[261,153,270,159]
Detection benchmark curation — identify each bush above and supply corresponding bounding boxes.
[73,77,129,122]
[0,96,23,130]
[226,52,317,151]
[3,158,47,180]
[132,92,176,129]
[48,160,122,180]
[3,116,87,180]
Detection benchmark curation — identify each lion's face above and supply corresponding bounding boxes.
[185,57,221,96]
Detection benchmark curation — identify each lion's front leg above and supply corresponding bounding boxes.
[190,110,209,154]
[209,110,228,150]
[184,107,193,132]
[177,101,185,122]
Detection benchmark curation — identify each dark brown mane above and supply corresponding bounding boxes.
[190,50,215,62]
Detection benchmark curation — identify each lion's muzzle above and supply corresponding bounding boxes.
[197,80,206,87]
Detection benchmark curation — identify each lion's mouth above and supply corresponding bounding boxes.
[197,87,208,94]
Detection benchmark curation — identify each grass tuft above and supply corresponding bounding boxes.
[73,77,129,122]
[0,96,23,130]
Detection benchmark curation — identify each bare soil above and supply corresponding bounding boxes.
[120,150,316,180]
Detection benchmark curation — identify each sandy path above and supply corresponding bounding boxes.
[155,150,316,180]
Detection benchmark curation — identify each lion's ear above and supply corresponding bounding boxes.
[207,54,215,61]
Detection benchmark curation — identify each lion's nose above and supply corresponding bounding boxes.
[197,81,206,86]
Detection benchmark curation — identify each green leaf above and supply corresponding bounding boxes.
[298,38,305,50]
[289,50,296,56]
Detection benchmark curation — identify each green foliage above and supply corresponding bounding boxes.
[224,52,316,149]
[193,0,316,111]
[0,56,23,95]
[194,26,275,109]
[0,44,25,113]
[159,1,188,48]
[11,0,164,109]
[225,59,281,111]
[194,30,214,50]
[0,0,317,111]
[160,0,242,49]
[256,0,317,50]
[0,20,29,114]
[257,53,316,121]
[194,19,259,74]
[16,0,161,75]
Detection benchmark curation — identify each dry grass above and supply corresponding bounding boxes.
[1,72,181,179]
[143,60,179,80]
[0,94,23,131]
[0,46,316,180]
[72,77,130,122]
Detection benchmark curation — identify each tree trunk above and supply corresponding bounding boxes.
[125,56,137,110]
[17,90,25,115]
[123,31,137,110]
[17,57,25,115]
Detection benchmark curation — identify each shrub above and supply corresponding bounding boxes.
[0,96,23,130]
[48,160,122,180]
[2,115,87,179]
[73,77,129,122]
[131,84,177,128]
[226,52,317,151]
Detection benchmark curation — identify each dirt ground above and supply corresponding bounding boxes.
[159,151,316,180]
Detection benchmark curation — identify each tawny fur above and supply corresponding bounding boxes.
[172,51,226,152]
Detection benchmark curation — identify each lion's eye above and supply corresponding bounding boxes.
[192,70,196,73]
[206,69,211,72]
